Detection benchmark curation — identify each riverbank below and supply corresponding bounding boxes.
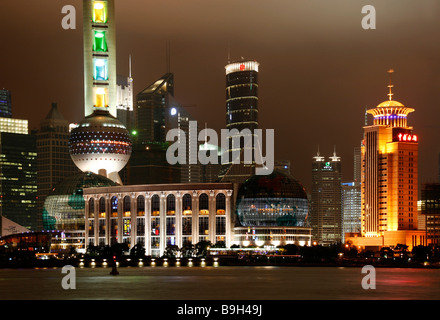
[1,255,439,269]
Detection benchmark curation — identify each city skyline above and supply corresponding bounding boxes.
[2,1,440,191]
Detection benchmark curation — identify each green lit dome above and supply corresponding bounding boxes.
[42,172,117,231]
[235,170,309,227]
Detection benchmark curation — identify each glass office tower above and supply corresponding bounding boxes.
[0,132,38,231]
[311,151,343,245]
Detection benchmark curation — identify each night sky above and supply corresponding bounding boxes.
[1,0,440,192]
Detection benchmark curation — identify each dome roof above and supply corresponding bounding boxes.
[376,100,405,108]
[49,171,118,196]
[42,172,117,231]
[237,170,308,200]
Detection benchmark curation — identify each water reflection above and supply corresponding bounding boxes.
[0,267,439,300]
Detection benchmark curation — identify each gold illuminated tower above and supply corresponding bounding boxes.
[83,0,117,117]
[350,70,426,250]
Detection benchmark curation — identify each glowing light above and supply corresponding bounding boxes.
[170,107,177,116]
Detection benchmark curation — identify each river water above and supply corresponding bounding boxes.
[0,266,439,300]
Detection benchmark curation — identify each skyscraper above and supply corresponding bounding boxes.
[311,149,342,245]
[83,0,117,118]
[0,89,12,118]
[36,103,78,229]
[341,147,362,243]
[134,72,201,183]
[0,129,38,231]
[136,73,175,144]
[220,60,259,184]
[347,70,426,250]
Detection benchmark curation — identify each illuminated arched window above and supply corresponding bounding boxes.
[167,194,175,215]
[216,193,226,215]
[151,194,160,216]
[199,193,209,215]
[137,195,145,216]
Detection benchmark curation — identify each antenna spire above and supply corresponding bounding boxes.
[166,40,171,73]
[387,69,394,101]
[129,54,132,79]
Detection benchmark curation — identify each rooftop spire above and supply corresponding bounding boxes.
[387,69,394,101]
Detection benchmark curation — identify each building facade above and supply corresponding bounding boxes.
[311,150,342,245]
[83,183,234,257]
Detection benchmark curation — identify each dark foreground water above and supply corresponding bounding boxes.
[0,266,439,300]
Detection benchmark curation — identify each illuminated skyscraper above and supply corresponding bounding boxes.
[0,124,37,231]
[83,0,117,118]
[220,60,259,184]
[347,70,426,250]
[311,149,342,245]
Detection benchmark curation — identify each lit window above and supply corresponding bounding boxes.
[93,58,108,81]
[93,2,108,23]
[93,31,108,52]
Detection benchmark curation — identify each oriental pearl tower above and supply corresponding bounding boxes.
[69,0,132,185]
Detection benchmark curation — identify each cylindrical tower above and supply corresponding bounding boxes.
[220,60,260,183]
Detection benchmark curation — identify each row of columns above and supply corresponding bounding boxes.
[84,189,233,256]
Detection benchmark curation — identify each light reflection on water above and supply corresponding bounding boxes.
[0,266,439,300]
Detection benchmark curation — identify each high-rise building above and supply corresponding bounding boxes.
[420,183,440,246]
[0,131,38,231]
[342,147,362,243]
[134,73,201,184]
[342,182,361,242]
[311,149,342,245]
[36,103,78,230]
[136,73,175,144]
[83,0,117,118]
[220,60,260,184]
[346,70,426,250]
[116,73,134,131]
[0,89,12,118]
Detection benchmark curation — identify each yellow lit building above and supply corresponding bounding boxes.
[346,70,426,251]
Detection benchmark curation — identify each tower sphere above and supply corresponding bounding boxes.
[69,110,132,177]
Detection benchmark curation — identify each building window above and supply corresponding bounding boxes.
[182,193,192,215]
[151,194,160,216]
[167,194,176,215]
[93,31,108,52]
[89,198,95,218]
[137,195,145,216]
[92,1,108,23]
[199,193,209,215]
[216,193,226,215]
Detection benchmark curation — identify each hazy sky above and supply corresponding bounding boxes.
[1,0,440,191]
